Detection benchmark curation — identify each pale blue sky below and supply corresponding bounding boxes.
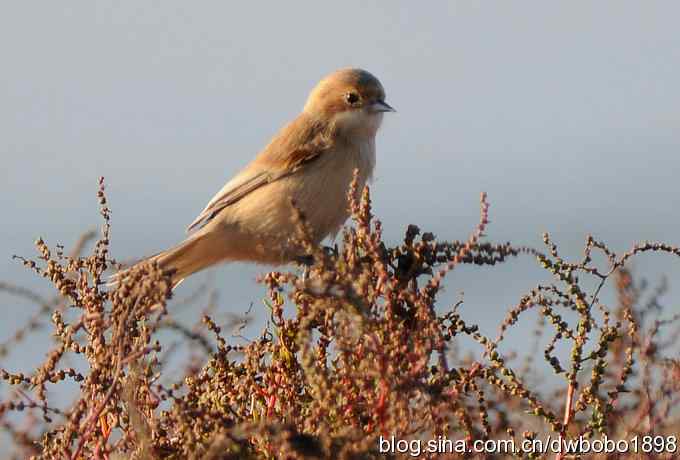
[1,2,679,385]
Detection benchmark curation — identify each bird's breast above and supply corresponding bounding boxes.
[221,138,376,263]
[293,138,376,239]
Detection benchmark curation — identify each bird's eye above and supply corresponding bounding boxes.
[345,92,360,105]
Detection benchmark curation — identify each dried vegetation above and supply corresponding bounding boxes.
[1,175,680,459]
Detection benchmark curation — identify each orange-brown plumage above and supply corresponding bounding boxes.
[116,68,394,286]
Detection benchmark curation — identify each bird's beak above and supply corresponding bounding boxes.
[370,100,396,113]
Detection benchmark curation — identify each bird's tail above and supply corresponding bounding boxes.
[110,231,225,289]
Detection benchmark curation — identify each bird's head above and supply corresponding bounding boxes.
[303,68,395,138]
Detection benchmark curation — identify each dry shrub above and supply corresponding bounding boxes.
[1,174,680,459]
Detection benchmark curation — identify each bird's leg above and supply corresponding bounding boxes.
[294,245,337,281]
[322,244,338,258]
[294,254,314,282]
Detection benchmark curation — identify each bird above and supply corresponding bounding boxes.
[116,68,394,287]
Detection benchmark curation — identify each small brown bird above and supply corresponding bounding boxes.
[121,68,394,286]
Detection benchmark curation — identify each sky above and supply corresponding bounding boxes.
[1,1,679,406]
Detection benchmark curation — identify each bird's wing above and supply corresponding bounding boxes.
[186,114,330,233]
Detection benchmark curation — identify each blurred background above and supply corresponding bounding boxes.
[1,1,679,394]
